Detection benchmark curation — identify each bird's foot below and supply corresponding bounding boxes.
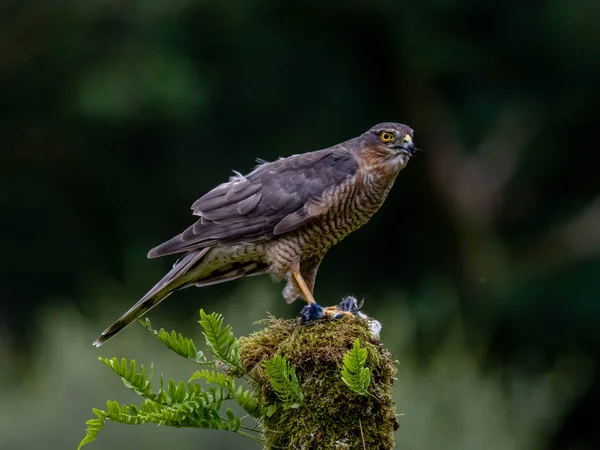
[299,296,382,338]
[299,302,325,322]
[299,296,365,323]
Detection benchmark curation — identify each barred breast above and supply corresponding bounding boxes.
[265,167,398,279]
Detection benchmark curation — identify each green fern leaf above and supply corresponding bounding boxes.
[189,369,235,391]
[198,310,241,368]
[234,386,261,417]
[140,318,207,363]
[81,313,268,447]
[171,380,188,404]
[100,357,154,398]
[225,408,241,432]
[155,374,169,404]
[77,408,106,449]
[263,355,303,408]
[188,369,260,417]
[105,400,148,425]
[341,338,372,396]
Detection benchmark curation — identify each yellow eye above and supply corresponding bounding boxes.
[380,131,394,143]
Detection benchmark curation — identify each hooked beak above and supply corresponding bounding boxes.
[401,141,416,157]
[397,134,417,157]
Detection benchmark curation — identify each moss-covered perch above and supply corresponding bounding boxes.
[78,302,399,450]
[238,315,399,449]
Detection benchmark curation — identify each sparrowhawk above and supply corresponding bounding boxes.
[94,123,417,346]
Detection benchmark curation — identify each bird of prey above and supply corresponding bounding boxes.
[94,122,417,346]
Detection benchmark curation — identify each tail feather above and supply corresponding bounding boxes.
[93,249,269,347]
[93,249,210,347]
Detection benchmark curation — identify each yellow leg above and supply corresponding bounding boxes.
[291,261,316,304]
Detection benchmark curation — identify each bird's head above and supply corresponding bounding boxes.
[357,122,418,170]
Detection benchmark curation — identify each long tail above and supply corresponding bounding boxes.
[93,249,268,347]
[93,249,209,347]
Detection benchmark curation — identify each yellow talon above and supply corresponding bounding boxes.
[292,261,317,304]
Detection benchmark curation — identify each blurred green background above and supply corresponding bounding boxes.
[1,0,600,449]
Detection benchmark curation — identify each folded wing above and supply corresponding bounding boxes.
[148,148,358,258]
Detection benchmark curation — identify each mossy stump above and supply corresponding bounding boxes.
[238,315,399,449]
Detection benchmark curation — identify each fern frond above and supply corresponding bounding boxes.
[169,379,187,404]
[79,388,253,448]
[80,313,272,448]
[140,318,207,363]
[77,408,106,449]
[189,369,235,391]
[155,374,169,404]
[225,408,242,432]
[198,310,241,368]
[263,355,303,408]
[105,399,148,425]
[234,386,261,417]
[100,357,154,398]
[340,339,372,396]
[190,368,260,417]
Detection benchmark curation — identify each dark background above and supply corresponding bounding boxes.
[1,0,599,449]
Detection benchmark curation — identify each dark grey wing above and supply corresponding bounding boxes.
[147,148,359,258]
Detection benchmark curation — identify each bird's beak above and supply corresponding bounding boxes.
[399,134,416,157]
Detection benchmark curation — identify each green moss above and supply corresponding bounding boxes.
[238,315,399,449]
